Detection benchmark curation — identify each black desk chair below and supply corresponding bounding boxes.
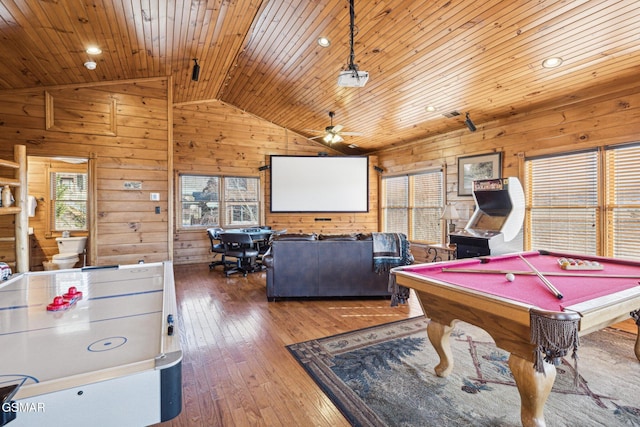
[261,228,286,258]
[219,232,260,277]
[207,228,233,270]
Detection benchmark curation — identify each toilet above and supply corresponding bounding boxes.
[52,236,87,269]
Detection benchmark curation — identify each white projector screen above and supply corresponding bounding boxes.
[270,155,369,212]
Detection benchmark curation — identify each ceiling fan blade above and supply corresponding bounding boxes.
[340,131,363,136]
[309,135,324,140]
[303,129,326,133]
[332,124,343,133]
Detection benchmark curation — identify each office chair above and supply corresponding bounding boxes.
[206,228,233,270]
[218,232,260,277]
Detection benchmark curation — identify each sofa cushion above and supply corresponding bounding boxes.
[272,233,317,241]
[318,233,358,241]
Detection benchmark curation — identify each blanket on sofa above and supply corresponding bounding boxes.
[372,233,406,272]
[372,233,413,305]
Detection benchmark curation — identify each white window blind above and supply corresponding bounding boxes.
[382,175,408,234]
[381,170,443,243]
[525,151,598,254]
[412,172,444,242]
[50,172,88,231]
[225,177,260,226]
[605,143,640,259]
[179,175,260,229]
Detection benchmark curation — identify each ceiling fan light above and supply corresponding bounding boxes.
[323,134,333,143]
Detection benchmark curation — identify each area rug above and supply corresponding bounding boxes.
[287,316,640,426]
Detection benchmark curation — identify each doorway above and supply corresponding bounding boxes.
[27,156,91,270]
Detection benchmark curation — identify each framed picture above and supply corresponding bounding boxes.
[457,152,502,196]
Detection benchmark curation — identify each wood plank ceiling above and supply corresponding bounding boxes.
[0,0,638,154]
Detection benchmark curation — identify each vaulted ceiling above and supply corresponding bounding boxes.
[1,0,639,154]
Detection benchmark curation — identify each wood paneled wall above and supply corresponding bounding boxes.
[2,75,639,268]
[376,76,640,234]
[0,78,170,268]
[172,100,381,265]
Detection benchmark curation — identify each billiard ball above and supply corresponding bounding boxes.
[505,273,515,282]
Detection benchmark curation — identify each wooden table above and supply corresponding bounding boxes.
[425,243,456,262]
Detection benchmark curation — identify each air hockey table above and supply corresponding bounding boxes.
[0,261,182,427]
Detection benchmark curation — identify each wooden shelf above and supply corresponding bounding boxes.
[0,158,19,169]
[0,177,21,187]
[0,206,21,215]
[1,145,27,273]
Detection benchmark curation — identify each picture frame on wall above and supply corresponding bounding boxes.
[457,152,502,196]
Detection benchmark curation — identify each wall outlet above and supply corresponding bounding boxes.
[155,206,161,214]
[150,193,160,201]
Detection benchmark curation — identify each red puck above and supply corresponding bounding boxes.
[47,296,70,311]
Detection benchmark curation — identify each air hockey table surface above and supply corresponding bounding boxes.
[0,261,182,427]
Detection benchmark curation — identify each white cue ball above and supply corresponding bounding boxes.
[505,273,515,282]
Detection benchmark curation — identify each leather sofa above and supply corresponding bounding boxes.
[263,233,393,301]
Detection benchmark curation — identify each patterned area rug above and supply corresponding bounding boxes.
[287,316,640,426]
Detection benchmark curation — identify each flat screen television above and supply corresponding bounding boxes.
[270,155,369,213]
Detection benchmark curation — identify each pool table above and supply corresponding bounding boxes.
[0,261,182,427]
[392,250,640,427]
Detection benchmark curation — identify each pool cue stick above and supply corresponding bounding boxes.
[518,254,563,299]
[440,268,640,279]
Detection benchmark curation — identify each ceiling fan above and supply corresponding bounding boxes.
[306,111,363,144]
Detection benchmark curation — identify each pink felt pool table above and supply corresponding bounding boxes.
[392,250,640,427]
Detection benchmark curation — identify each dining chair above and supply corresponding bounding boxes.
[218,232,260,277]
[206,228,233,270]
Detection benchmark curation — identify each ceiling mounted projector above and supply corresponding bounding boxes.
[337,70,369,87]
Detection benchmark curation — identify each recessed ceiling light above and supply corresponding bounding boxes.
[84,61,97,70]
[542,57,563,68]
[425,106,437,112]
[317,37,331,48]
[86,47,102,55]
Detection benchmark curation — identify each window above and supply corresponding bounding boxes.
[525,151,598,254]
[525,143,640,260]
[381,170,444,243]
[50,171,88,231]
[605,143,640,259]
[179,174,260,229]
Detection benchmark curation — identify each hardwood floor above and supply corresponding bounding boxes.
[156,264,423,427]
[157,263,638,427]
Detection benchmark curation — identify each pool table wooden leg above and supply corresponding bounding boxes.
[426,320,455,377]
[632,309,640,361]
[508,354,555,427]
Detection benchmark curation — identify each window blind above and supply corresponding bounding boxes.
[605,143,640,259]
[525,151,598,254]
[179,175,260,229]
[381,170,443,243]
[50,172,88,231]
[412,172,443,242]
[382,175,408,234]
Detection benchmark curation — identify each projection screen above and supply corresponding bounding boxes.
[270,155,369,213]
